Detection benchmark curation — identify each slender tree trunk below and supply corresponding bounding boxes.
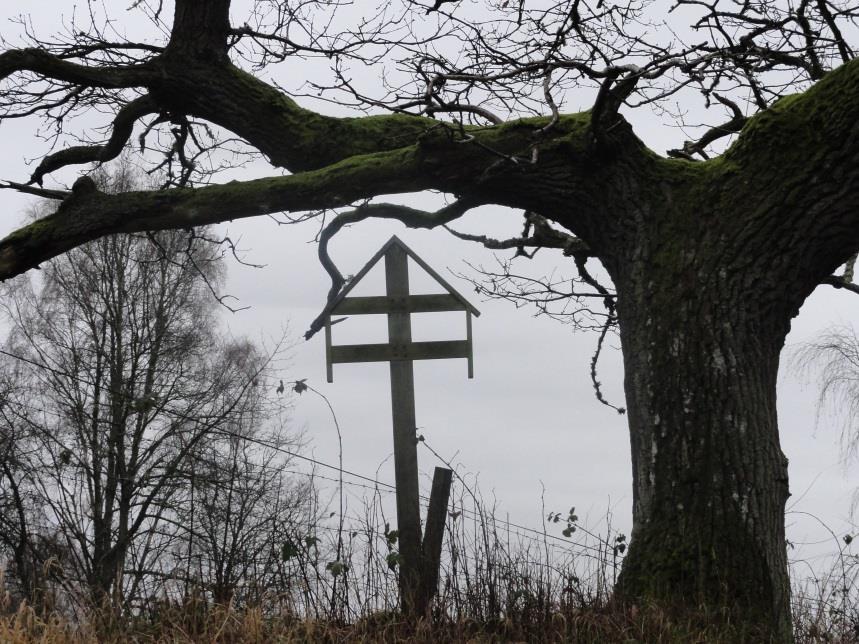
[608,220,794,640]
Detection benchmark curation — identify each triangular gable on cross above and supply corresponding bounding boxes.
[322,235,480,382]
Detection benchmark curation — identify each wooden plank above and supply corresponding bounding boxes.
[325,318,333,383]
[332,293,466,315]
[404,340,470,361]
[385,243,423,616]
[330,340,470,364]
[466,310,474,379]
[329,343,395,363]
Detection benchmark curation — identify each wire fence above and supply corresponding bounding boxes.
[1,344,857,636]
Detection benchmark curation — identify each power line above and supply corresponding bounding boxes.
[0,345,616,557]
[416,432,620,553]
[201,425,614,556]
[0,345,395,488]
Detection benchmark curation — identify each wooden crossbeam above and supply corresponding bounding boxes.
[330,340,470,364]
[332,293,466,315]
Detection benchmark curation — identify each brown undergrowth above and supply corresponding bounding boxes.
[1,476,855,643]
[1,585,857,643]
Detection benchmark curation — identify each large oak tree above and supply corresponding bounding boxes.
[1,0,858,639]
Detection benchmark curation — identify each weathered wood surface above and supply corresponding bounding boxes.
[332,293,466,315]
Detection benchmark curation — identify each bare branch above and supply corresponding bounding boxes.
[1,181,70,200]
[0,48,153,87]
[305,197,479,339]
[425,103,504,125]
[28,95,158,185]
[667,93,747,160]
[821,275,859,296]
[445,211,590,257]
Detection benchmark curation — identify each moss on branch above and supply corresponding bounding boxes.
[0,144,431,281]
[2,58,858,292]
[170,63,438,172]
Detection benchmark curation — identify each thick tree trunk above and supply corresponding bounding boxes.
[609,226,794,640]
[167,0,231,62]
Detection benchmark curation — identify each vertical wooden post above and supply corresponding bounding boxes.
[420,466,453,613]
[466,311,474,379]
[324,318,333,383]
[384,244,422,615]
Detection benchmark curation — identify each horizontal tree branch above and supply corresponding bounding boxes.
[0,48,155,88]
[0,146,434,282]
[0,181,70,200]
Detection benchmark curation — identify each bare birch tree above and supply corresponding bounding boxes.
[0,167,288,609]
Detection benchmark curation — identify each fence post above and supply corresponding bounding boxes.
[419,466,453,614]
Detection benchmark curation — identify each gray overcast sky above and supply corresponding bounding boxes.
[0,0,856,571]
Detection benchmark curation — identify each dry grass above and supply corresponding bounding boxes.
[1,593,856,643]
[2,479,856,643]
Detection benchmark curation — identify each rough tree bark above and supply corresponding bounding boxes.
[1,0,859,638]
[601,71,858,641]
